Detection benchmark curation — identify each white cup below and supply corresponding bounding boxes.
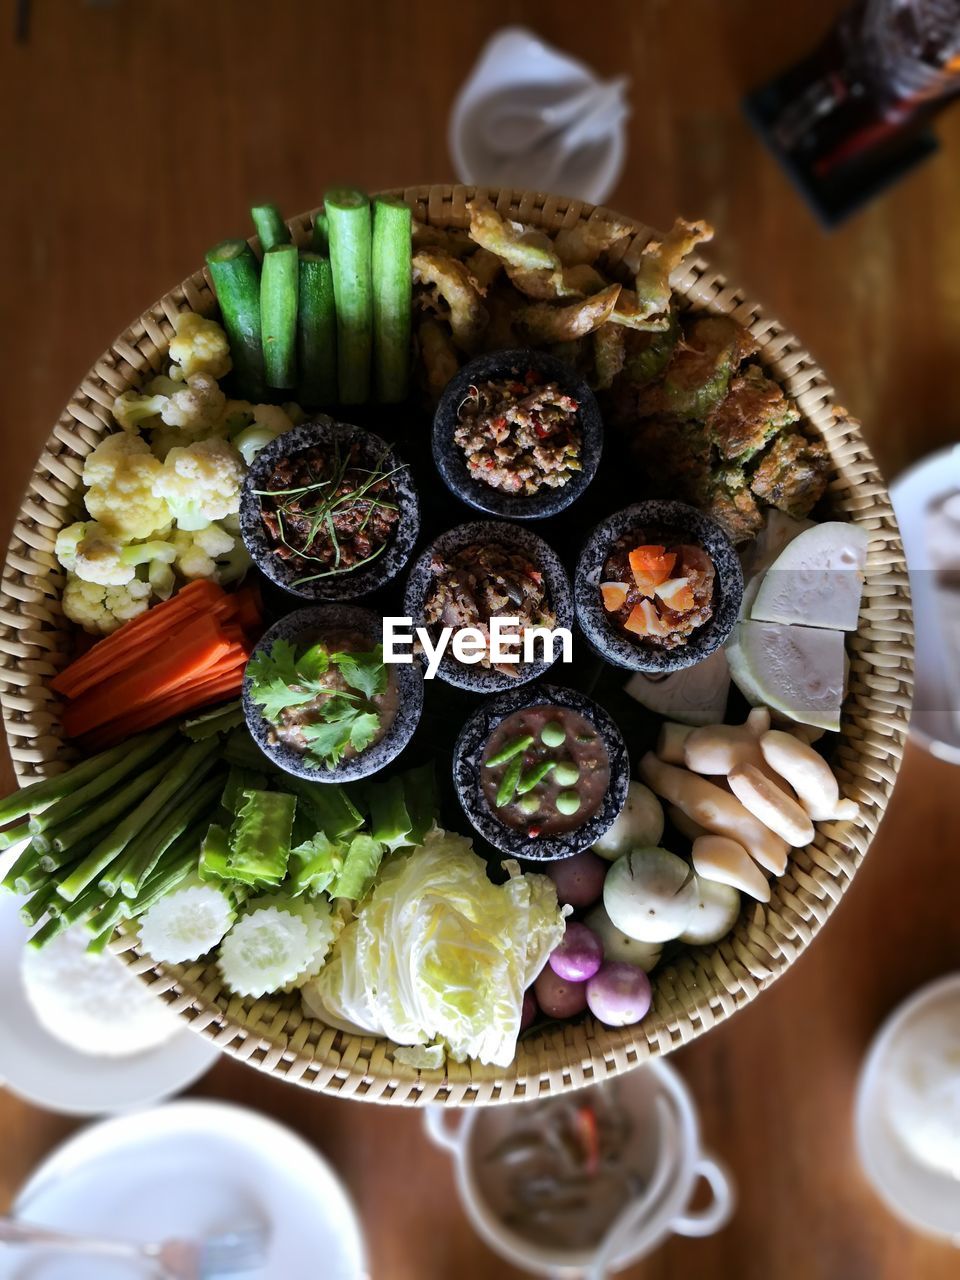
[424,1059,733,1277]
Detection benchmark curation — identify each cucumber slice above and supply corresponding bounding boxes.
[246,893,343,988]
[138,876,235,964]
[218,905,312,998]
[750,521,868,631]
[679,876,741,945]
[726,620,845,731]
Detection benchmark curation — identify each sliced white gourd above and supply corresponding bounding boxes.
[625,647,731,727]
[679,876,741,945]
[726,620,845,731]
[740,511,814,619]
[751,521,868,632]
[584,903,663,972]
[592,780,664,861]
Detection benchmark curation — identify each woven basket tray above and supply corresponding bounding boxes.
[0,184,914,1106]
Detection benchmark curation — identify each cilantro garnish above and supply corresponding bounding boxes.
[247,640,388,769]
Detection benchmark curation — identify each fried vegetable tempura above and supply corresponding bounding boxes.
[505,262,607,301]
[412,222,475,257]
[553,216,635,266]
[636,314,758,420]
[467,201,560,271]
[518,284,621,343]
[749,430,829,518]
[632,218,713,322]
[705,365,800,461]
[621,315,679,386]
[466,248,503,292]
[418,318,460,400]
[593,324,626,390]
[608,288,675,332]
[412,249,488,353]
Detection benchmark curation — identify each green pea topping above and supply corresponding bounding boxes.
[555,791,581,816]
[518,793,541,815]
[553,761,580,787]
[540,721,567,749]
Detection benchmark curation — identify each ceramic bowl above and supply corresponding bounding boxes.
[452,683,628,861]
[239,418,420,602]
[402,521,573,693]
[574,501,743,674]
[432,349,602,520]
[242,604,423,783]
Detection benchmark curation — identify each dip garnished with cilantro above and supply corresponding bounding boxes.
[246,633,396,770]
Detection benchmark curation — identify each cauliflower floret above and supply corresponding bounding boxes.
[82,433,171,539]
[153,437,245,531]
[62,574,153,636]
[172,524,235,578]
[113,372,226,438]
[168,312,232,382]
[224,400,297,465]
[55,521,175,587]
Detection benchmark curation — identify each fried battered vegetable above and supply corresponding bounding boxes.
[621,313,679,386]
[418,318,460,400]
[547,339,590,375]
[750,430,829,518]
[466,249,504,292]
[467,201,560,271]
[505,262,607,301]
[412,222,475,257]
[553,216,635,266]
[608,288,675,332]
[632,218,713,322]
[518,283,621,343]
[636,314,759,420]
[412,249,488,353]
[593,324,626,390]
[706,365,800,461]
[482,283,523,352]
[702,466,765,543]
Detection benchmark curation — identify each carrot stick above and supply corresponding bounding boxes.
[62,617,236,738]
[52,580,226,697]
[83,674,246,748]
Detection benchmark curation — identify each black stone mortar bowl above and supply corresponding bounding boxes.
[574,500,744,674]
[432,348,602,520]
[452,682,629,862]
[239,417,420,602]
[242,604,424,783]
[402,520,573,693]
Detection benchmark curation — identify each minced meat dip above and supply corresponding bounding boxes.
[455,370,581,495]
[422,542,556,676]
[258,440,399,582]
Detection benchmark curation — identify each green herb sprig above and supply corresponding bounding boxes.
[246,638,389,770]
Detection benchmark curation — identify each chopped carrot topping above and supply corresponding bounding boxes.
[628,545,676,593]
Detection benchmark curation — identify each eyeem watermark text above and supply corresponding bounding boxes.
[382,616,572,679]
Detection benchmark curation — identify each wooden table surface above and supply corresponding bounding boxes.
[3,2,959,1276]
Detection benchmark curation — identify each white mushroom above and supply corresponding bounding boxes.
[692,835,771,903]
[728,762,815,847]
[759,730,860,822]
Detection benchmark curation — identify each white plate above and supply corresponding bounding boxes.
[855,973,960,1243]
[0,888,219,1116]
[890,447,960,763]
[4,1100,367,1279]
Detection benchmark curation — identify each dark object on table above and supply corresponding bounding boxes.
[242,604,423,782]
[402,520,573,693]
[433,348,602,519]
[453,683,628,861]
[744,0,960,225]
[575,501,743,674]
[239,418,420,602]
